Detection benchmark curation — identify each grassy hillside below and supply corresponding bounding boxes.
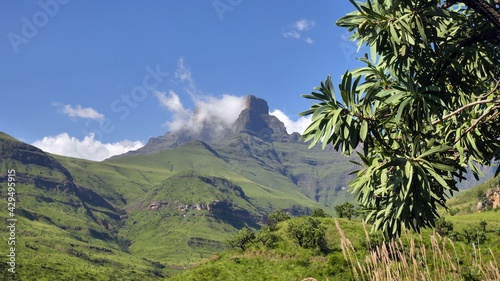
[0,133,169,280]
[120,171,260,266]
[172,212,500,280]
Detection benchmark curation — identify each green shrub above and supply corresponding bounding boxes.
[311,208,329,218]
[435,217,454,236]
[255,228,280,249]
[227,227,255,251]
[462,228,487,245]
[448,231,460,241]
[360,231,385,251]
[286,217,327,251]
[334,202,358,220]
[448,208,459,216]
[267,209,290,231]
[479,220,487,232]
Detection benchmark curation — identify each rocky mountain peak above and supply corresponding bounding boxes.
[244,95,269,115]
[232,95,288,140]
[113,95,293,158]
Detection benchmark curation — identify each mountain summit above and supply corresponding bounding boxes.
[232,95,289,140]
[120,95,297,157]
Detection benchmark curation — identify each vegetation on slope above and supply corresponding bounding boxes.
[172,211,500,280]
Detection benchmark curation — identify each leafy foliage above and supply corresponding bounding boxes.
[255,227,281,249]
[227,227,255,251]
[480,219,488,231]
[267,209,291,230]
[462,227,487,245]
[311,208,330,217]
[334,202,359,220]
[286,217,327,250]
[435,217,454,236]
[173,213,500,280]
[300,0,500,237]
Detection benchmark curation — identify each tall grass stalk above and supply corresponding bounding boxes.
[335,219,500,281]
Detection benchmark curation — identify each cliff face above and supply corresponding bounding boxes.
[232,95,288,141]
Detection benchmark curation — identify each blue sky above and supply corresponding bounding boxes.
[1,1,362,160]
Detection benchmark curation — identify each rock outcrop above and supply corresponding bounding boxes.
[232,95,288,141]
[486,187,500,209]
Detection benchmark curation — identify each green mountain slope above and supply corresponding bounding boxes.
[0,132,169,280]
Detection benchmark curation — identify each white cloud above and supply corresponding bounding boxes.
[282,31,300,39]
[270,109,311,134]
[282,18,316,44]
[295,19,315,31]
[175,57,197,96]
[304,37,314,44]
[156,58,247,136]
[155,90,188,112]
[58,104,105,120]
[32,133,144,161]
[154,91,191,132]
[155,90,246,135]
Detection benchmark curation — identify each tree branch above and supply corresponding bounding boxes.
[454,105,500,145]
[442,0,500,38]
[462,0,500,32]
[432,81,500,125]
[432,98,500,125]
[456,28,500,47]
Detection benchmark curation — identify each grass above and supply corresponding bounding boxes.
[171,214,500,280]
[0,215,169,280]
[337,220,500,281]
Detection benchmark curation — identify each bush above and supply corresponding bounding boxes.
[255,227,280,249]
[448,208,459,216]
[360,231,385,251]
[334,202,358,220]
[462,228,486,245]
[267,209,290,231]
[448,231,460,241]
[479,220,487,232]
[227,227,255,251]
[286,217,327,250]
[311,208,329,218]
[435,217,454,236]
